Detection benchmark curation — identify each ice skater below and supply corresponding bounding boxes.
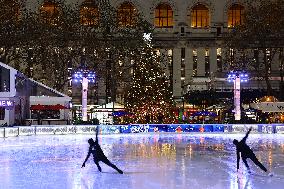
[233,127,269,175]
[81,126,123,174]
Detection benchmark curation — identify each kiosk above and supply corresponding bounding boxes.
[0,62,71,126]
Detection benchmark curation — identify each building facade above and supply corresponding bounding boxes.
[4,0,283,108]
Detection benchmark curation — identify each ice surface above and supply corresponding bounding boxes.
[0,133,284,189]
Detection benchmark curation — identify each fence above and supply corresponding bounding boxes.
[1,124,284,138]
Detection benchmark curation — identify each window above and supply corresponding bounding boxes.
[155,3,173,28]
[80,0,99,26]
[0,66,10,92]
[193,49,197,76]
[181,48,185,78]
[0,108,4,120]
[217,48,222,72]
[40,1,61,25]
[191,4,209,28]
[228,4,244,27]
[205,49,210,77]
[117,2,137,27]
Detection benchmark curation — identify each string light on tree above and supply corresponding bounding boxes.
[124,47,176,124]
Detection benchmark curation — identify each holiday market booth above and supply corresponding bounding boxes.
[91,102,124,124]
[0,62,71,126]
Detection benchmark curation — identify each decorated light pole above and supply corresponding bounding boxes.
[73,70,95,121]
[227,71,248,121]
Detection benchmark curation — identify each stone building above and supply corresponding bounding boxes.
[4,0,283,108]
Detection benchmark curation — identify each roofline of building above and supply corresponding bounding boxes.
[0,61,71,100]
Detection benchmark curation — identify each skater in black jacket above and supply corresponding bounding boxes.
[233,127,267,173]
[81,126,123,174]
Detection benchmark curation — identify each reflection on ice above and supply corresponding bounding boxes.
[0,133,283,189]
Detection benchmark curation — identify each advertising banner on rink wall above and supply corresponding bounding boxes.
[0,128,4,138]
[0,124,284,138]
[120,124,225,133]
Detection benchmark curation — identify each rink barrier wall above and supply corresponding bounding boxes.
[0,124,284,138]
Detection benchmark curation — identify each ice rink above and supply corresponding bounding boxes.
[0,133,284,189]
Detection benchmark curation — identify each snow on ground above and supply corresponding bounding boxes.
[0,133,284,189]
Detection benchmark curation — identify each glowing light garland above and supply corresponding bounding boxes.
[123,47,176,124]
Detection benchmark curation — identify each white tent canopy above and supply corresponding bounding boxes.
[95,102,124,110]
[250,102,284,112]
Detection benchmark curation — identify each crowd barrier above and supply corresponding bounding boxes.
[0,124,284,138]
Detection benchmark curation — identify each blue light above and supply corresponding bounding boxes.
[227,71,248,82]
[72,70,96,83]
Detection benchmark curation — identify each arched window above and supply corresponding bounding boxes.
[154,3,173,28]
[228,4,244,27]
[191,4,209,28]
[80,0,99,26]
[40,1,61,25]
[117,2,137,27]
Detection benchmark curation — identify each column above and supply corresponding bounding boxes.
[271,51,280,72]
[184,47,193,87]
[160,49,170,77]
[173,48,182,97]
[221,48,227,72]
[197,48,205,76]
[210,47,217,74]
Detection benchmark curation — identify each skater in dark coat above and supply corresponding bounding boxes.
[233,127,267,173]
[81,126,123,174]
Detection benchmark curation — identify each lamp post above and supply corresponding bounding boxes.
[227,71,248,121]
[73,70,95,121]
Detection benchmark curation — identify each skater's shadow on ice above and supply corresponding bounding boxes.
[101,171,150,174]
[101,171,123,174]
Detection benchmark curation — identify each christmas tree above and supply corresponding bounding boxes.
[124,46,176,124]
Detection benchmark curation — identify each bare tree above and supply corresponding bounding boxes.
[223,0,284,97]
[0,0,152,96]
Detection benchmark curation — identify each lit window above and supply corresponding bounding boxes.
[155,3,173,28]
[80,0,99,26]
[205,49,210,76]
[191,4,209,28]
[117,2,137,27]
[40,1,61,25]
[228,4,244,27]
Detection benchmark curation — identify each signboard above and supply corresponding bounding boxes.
[0,100,13,107]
